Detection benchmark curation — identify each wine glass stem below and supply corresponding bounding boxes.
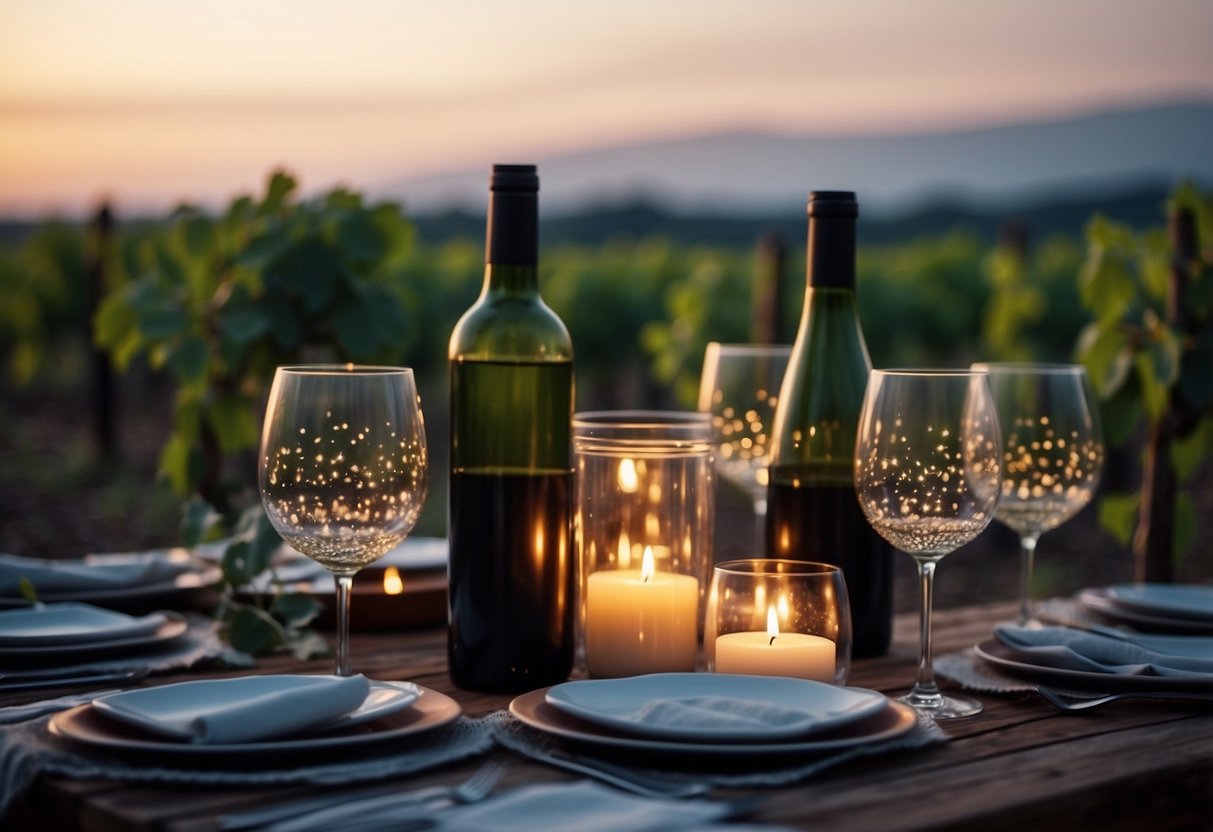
[334,573,355,677]
[912,557,940,701]
[1018,534,1040,627]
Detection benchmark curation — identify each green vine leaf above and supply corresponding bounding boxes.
[1097,491,1139,546]
[225,606,285,656]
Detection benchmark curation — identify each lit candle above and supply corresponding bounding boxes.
[715,605,835,681]
[584,545,699,678]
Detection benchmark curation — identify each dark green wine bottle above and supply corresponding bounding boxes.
[765,190,892,658]
[447,164,575,692]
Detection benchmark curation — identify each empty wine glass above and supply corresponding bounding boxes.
[854,369,1001,719]
[972,363,1104,627]
[697,343,791,519]
[259,365,428,676]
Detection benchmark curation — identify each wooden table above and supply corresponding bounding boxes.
[3,601,1211,831]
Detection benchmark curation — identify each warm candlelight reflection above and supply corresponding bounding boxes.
[617,458,639,493]
[383,565,404,595]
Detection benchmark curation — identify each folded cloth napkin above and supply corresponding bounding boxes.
[995,625,1213,678]
[94,674,372,744]
[0,552,194,595]
[432,781,758,832]
[631,696,817,732]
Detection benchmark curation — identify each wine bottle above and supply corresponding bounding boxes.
[765,190,892,658]
[447,164,576,692]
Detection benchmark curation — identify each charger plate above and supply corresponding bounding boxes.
[974,639,1213,693]
[49,685,460,759]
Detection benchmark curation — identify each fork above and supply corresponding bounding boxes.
[246,761,504,832]
[1036,686,1213,712]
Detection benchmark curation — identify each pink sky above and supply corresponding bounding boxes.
[1,0,1210,216]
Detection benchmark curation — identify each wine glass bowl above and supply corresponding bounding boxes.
[854,369,1001,718]
[973,363,1104,627]
[697,343,791,518]
[259,365,428,676]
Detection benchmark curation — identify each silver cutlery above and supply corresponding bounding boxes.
[219,760,504,832]
[1037,686,1213,712]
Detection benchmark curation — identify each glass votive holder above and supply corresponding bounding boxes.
[704,559,851,684]
[574,411,714,678]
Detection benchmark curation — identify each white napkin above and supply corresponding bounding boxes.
[432,781,748,832]
[95,674,372,744]
[630,696,817,732]
[995,625,1213,678]
[0,552,193,595]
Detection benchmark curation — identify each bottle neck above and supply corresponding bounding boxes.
[482,262,539,295]
[806,214,856,289]
[484,187,539,295]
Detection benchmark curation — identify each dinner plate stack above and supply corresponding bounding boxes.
[0,602,191,669]
[1077,583,1213,635]
[0,549,221,613]
[509,673,915,757]
[974,584,1213,693]
[47,674,462,760]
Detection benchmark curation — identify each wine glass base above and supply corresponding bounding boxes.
[897,690,983,720]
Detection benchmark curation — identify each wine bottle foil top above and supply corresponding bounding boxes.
[491,164,539,192]
[808,190,858,218]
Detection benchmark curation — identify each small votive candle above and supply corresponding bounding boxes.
[705,559,852,684]
[715,605,835,681]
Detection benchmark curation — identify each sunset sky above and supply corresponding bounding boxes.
[1,0,1211,217]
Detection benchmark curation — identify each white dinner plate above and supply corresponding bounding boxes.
[0,612,188,665]
[1104,584,1213,623]
[974,640,1213,693]
[544,673,887,742]
[50,685,459,758]
[0,603,167,647]
[92,676,421,741]
[1077,588,1213,635]
[512,687,916,756]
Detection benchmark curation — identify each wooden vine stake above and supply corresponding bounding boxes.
[1133,205,1199,582]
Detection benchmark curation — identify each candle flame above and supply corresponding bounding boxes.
[618,532,631,568]
[767,605,779,645]
[383,566,404,595]
[617,458,639,493]
[641,546,655,582]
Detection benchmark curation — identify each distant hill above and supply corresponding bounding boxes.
[0,180,1188,253]
[410,181,1182,249]
[388,100,1213,217]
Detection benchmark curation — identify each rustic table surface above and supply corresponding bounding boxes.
[3,600,1211,831]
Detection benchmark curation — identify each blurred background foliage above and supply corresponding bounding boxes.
[0,171,1208,592]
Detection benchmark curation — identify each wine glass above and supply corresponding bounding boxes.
[972,363,1104,627]
[697,343,791,519]
[259,365,428,676]
[854,369,1001,719]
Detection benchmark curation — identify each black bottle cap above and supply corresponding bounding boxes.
[807,191,858,218]
[806,190,858,288]
[491,164,539,193]
[486,164,539,265]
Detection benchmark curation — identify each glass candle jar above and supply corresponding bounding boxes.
[705,559,852,684]
[574,411,714,678]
